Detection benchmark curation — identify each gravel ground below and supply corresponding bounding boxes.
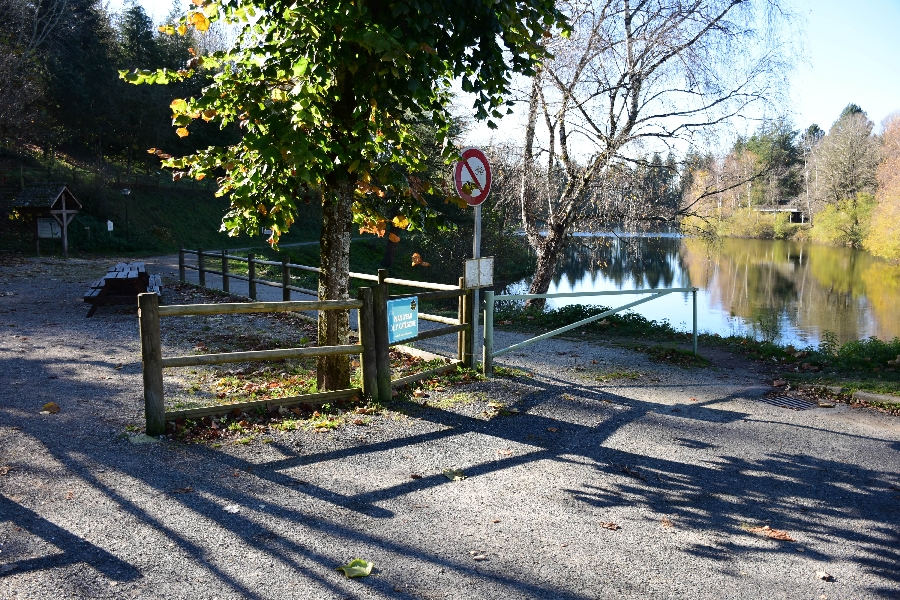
[1,256,899,600]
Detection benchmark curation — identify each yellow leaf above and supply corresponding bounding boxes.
[196,173,205,181]
[201,109,217,121]
[177,24,188,36]
[147,148,157,154]
[190,12,210,32]
[388,232,400,243]
[170,98,187,113]
[392,215,409,229]
[191,0,203,5]
[176,127,189,138]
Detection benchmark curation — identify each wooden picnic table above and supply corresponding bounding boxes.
[83,262,161,317]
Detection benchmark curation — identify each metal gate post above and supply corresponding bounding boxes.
[483,290,494,377]
[692,288,698,355]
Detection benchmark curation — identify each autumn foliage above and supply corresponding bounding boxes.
[864,114,900,262]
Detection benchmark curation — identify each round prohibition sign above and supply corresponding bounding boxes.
[454,147,492,206]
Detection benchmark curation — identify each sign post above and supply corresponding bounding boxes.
[454,148,492,363]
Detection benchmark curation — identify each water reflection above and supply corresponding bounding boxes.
[511,236,900,347]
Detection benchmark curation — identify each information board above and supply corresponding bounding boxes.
[386,296,419,344]
[465,257,494,288]
[37,218,61,239]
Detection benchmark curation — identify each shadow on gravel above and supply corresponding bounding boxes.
[3,343,900,598]
[0,495,140,583]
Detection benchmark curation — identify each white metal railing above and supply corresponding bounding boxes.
[482,288,698,376]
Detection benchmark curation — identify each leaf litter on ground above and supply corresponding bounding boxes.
[744,524,795,541]
[442,468,466,481]
[336,558,373,578]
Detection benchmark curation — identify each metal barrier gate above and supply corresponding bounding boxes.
[482,288,699,376]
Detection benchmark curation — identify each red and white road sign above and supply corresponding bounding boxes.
[454,147,492,206]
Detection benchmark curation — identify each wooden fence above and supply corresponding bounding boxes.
[139,257,475,435]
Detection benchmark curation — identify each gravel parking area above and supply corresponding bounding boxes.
[1,256,899,599]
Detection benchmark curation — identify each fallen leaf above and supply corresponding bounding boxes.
[0,466,10,476]
[472,555,487,561]
[222,504,241,514]
[547,427,558,433]
[65,490,74,501]
[442,468,466,481]
[336,558,373,578]
[114,363,124,370]
[410,474,422,479]
[290,407,304,416]
[816,570,833,581]
[689,397,698,402]
[496,449,513,456]
[172,487,194,494]
[773,379,787,387]
[413,389,428,398]
[599,522,620,530]
[42,402,60,414]
[661,517,673,528]
[492,519,500,523]
[747,525,794,541]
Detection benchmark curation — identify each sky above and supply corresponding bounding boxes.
[115,0,900,140]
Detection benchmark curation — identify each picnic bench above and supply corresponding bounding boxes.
[83,262,161,317]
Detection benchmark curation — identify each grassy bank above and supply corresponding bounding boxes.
[494,302,900,406]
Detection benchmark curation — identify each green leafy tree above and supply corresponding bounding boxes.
[125,0,565,389]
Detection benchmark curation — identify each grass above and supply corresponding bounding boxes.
[640,345,709,368]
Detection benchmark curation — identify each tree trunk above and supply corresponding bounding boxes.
[526,223,567,309]
[317,182,353,391]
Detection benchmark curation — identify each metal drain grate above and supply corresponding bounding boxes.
[757,395,816,410]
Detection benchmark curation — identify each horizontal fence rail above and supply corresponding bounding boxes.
[138,293,374,435]
[482,287,699,376]
[179,247,454,302]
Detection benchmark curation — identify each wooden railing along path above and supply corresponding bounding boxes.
[140,253,476,435]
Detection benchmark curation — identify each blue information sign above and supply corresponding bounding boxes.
[386,296,419,344]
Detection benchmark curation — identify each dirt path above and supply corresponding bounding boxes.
[1,256,899,600]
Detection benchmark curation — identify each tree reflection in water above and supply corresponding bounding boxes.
[510,234,900,347]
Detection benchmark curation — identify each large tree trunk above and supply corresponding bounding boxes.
[527,223,567,309]
[316,182,353,391]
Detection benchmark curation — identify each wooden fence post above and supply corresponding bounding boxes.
[247,253,256,300]
[463,287,475,368]
[281,257,290,301]
[357,286,379,402]
[221,250,229,294]
[457,277,466,362]
[138,293,166,436]
[178,246,185,282]
[372,282,392,402]
[197,247,206,287]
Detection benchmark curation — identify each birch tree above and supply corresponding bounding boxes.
[519,0,794,301]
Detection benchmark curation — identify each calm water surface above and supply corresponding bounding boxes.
[509,236,900,348]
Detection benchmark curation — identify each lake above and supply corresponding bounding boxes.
[508,235,900,348]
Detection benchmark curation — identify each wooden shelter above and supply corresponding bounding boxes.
[13,183,81,259]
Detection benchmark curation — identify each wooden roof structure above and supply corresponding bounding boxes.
[12,183,81,212]
[12,183,81,259]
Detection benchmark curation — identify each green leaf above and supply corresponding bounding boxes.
[336,559,373,578]
[442,468,466,481]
